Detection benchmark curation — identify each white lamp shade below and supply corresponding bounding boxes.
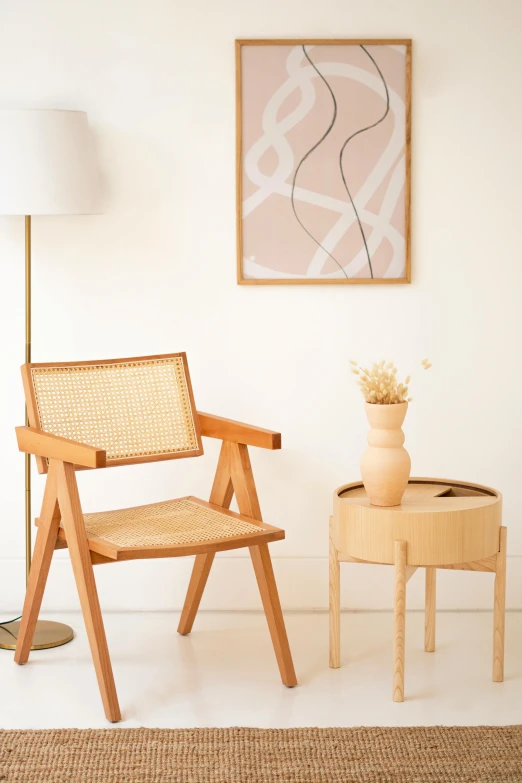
[0,110,102,215]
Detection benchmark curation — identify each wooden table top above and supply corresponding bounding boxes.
[337,478,500,513]
[333,478,502,566]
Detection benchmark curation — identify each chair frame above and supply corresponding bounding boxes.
[14,356,297,722]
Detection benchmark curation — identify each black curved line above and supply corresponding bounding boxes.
[291,46,348,279]
[0,624,17,641]
[339,45,391,279]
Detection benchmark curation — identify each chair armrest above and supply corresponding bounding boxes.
[197,412,281,450]
[15,427,106,469]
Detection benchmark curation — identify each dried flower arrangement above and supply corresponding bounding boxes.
[351,358,432,404]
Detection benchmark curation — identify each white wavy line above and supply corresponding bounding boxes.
[243,47,317,217]
[308,157,405,278]
[244,60,404,212]
[243,207,404,279]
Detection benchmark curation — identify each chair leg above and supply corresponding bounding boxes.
[57,461,121,723]
[250,543,297,687]
[393,540,407,702]
[493,526,507,682]
[14,464,61,665]
[424,567,436,652]
[177,553,215,635]
[178,441,233,635]
[329,516,340,669]
[228,441,296,685]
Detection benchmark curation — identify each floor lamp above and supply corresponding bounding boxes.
[0,110,102,651]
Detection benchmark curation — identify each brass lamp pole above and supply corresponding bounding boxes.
[0,110,102,651]
[25,215,32,580]
[0,216,74,650]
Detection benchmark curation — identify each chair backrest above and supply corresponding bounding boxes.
[22,353,203,473]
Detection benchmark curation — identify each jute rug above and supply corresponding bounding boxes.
[1,726,521,783]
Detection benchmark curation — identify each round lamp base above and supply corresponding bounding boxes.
[0,620,74,651]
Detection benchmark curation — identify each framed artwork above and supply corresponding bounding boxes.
[236,39,411,285]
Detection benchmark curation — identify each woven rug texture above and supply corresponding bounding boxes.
[0,726,521,783]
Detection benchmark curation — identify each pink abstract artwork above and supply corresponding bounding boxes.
[237,41,410,284]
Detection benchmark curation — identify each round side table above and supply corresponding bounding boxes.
[329,478,505,702]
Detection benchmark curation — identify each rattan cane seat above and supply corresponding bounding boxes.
[83,497,263,549]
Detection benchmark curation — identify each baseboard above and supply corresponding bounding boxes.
[1,555,521,613]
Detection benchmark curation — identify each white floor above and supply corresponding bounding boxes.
[1,611,521,729]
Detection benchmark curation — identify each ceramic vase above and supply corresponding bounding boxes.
[360,401,411,507]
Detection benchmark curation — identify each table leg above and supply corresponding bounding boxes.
[425,567,436,652]
[393,540,407,702]
[493,526,507,682]
[329,517,340,669]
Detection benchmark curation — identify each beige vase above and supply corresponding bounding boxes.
[360,401,411,507]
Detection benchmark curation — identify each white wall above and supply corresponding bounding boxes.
[1,0,521,615]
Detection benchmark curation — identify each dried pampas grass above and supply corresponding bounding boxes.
[351,359,431,404]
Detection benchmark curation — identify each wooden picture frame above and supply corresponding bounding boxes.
[236,39,412,285]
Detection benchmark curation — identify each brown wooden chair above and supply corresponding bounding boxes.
[14,353,296,722]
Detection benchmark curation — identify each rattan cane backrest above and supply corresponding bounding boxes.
[22,353,203,473]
